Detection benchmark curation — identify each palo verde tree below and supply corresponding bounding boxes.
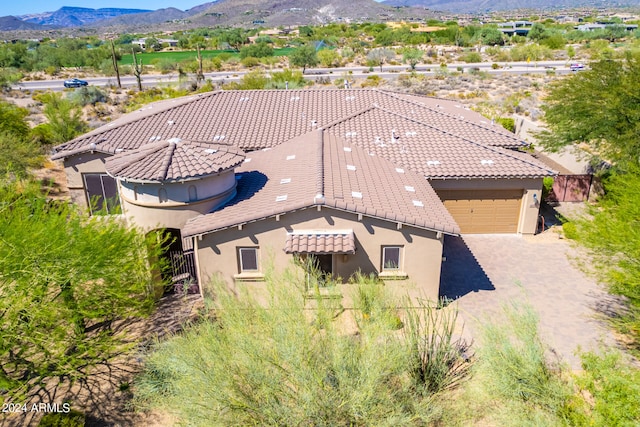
[0,179,165,399]
[539,52,640,168]
[541,52,640,348]
[290,44,318,74]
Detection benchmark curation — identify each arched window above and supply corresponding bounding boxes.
[158,188,168,203]
[188,185,197,202]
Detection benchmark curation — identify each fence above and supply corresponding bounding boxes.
[547,174,593,202]
[168,250,199,294]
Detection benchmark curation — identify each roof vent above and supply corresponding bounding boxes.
[345,131,357,137]
[346,165,356,171]
[115,148,124,153]
[88,142,97,151]
[405,131,417,137]
[290,96,300,101]
[286,155,296,160]
[167,120,175,125]
[168,137,181,144]
[311,120,317,127]
[351,191,363,199]
[343,147,352,152]
[280,178,291,184]
[204,148,218,154]
[345,96,355,101]
[405,186,415,192]
[481,159,494,165]
[239,97,250,102]
[244,158,252,163]
[427,160,441,166]
[276,194,288,202]
[314,193,325,204]
[412,200,424,207]
[149,135,162,141]
[213,135,225,141]
[396,168,405,173]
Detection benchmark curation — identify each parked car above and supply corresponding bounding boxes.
[570,63,585,71]
[63,78,88,88]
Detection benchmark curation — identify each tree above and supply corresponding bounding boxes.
[290,44,318,74]
[239,42,274,59]
[144,37,162,52]
[220,28,247,51]
[0,180,164,399]
[528,23,548,41]
[32,92,88,144]
[367,48,395,72]
[317,48,341,68]
[401,48,423,70]
[539,53,640,167]
[478,27,505,46]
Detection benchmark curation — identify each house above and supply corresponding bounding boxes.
[52,89,555,299]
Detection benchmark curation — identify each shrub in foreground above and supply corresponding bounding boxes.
[134,269,471,426]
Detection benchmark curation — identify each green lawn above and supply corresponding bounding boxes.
[119,47,295,65]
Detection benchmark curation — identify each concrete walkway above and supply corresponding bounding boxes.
[440,230,613,369]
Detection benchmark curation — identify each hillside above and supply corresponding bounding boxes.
[19,6,153,27]
[382,0,640,12]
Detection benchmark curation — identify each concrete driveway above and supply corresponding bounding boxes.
[440,231,613,369]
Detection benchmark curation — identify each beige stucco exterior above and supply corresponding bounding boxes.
[117,171,237,231]
[429,177,543,235]
[62,152,110,211]
[191,206,445,304]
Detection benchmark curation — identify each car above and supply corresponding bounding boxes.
[569,63,585,71]
[63,78,88,88]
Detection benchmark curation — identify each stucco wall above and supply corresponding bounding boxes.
[120,185,237,231]
[429,178,543,235]
[192,207,445,304]
[63,152,111,211]
[118,170,236,205]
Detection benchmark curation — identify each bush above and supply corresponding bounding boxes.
[38,409,85,427]
[240,56,260,68]
[495,117,515,133]
[134,266,470,426]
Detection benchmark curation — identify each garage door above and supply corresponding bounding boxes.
[436,189,522,234]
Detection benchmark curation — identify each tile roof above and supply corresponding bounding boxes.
[323,106,555,179]
[104,139,245,182]
[52,89,527,166]
[284,231,356,254]
[182,129,460,238]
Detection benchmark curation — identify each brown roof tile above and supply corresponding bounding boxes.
[284,231,356,254]
[323,106,554,179]
[182,129,460,238]
[104,139,245,182]
[52,89,526,163]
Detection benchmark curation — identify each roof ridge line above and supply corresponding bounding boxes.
[379,90,524,144]
[158,141,176,181]
[321,105,377,130]
[317,129,325,201]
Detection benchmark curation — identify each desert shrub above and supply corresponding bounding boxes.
[67,86,107,106]
[134,267,470,426]
[462,52,482,63]
[269,68,306,89]
[495,117,515,132]
[240,56,260,68]
[38,409,85,427]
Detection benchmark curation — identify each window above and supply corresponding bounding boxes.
[382,246,401,271]
[239,247,259,272]
[83,173,120,215]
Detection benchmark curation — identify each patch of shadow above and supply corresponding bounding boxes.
[439,235,494,300]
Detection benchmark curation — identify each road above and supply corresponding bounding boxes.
[11,60,579,92]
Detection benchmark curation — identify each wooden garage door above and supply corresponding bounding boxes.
[437,189,522,234]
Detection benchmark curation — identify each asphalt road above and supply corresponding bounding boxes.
[11,60,579,92]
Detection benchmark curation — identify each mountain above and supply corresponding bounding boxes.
[382,0,640,12]
[0,15,51,31]
[185,0,434,27]
[19,6,153,27]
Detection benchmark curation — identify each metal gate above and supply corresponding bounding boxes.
[168,250,199,293]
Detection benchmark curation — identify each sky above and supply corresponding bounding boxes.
[3,1,208,17]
